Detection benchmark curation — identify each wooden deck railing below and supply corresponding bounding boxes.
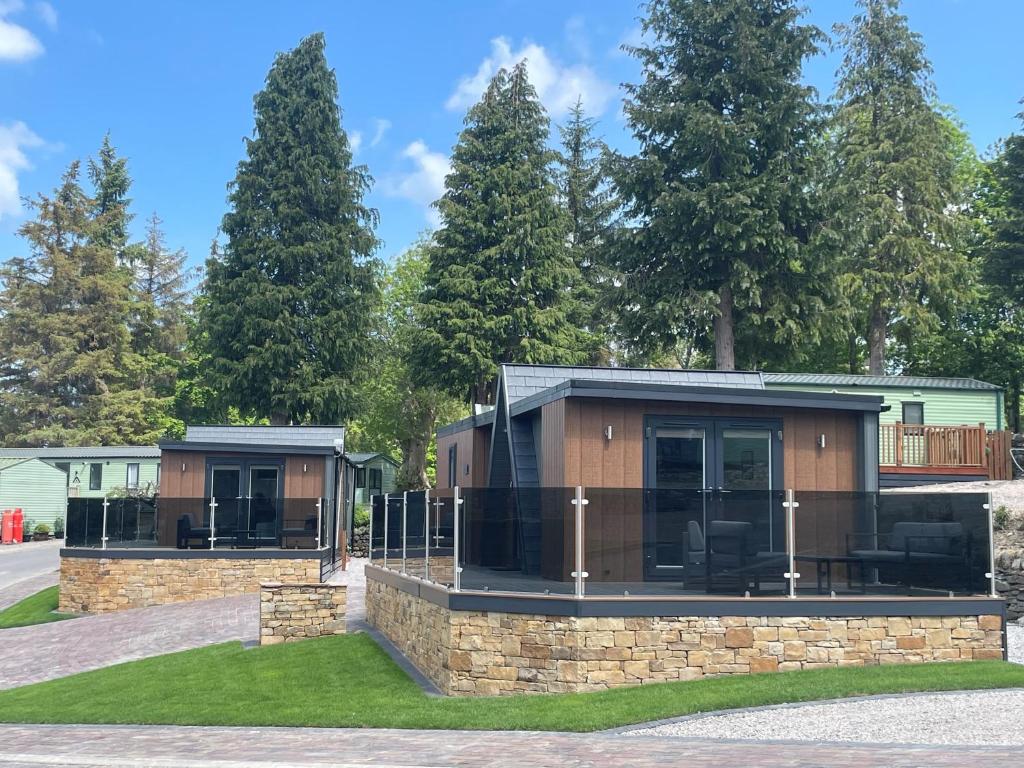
[879,422,988,469]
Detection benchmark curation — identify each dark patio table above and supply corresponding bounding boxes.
[794,554,866,594]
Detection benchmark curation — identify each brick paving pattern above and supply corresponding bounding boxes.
[0,571,58,611]
[0,594,257,690]
[0,724,1018,767]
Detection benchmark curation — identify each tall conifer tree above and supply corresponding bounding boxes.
[830,0,967,374]
[202,33,381,424]
[610,0,828,370]
[415,63,585,403]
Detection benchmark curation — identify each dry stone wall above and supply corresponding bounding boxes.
[60,553,322,613]
[366,572,1005,697]
[259,583,346,644]
[996,549,1024,620]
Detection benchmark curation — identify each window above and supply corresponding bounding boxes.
[356,467,367,489]
[156,462,161,490]
[126,463,140,489]
[369,468,382,493]
[447,444,458,488]
[88,463,102,491]
[902,402,924,425]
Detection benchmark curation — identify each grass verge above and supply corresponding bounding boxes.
[0,587,74,629]
[0,634,1019,731]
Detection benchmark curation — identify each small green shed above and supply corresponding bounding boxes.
[0,458,68,530]
[763,373,1004,429]
[348,452,399,505]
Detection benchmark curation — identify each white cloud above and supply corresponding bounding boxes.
[35,1,56,30]
[384,140,450,227]
[0,0,43,61]
[445,36,615,118]
[348,130,363,154]
[564,16,589,60]
[0,120,44,220]
[370,118,391,148]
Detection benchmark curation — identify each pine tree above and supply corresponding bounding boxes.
[88,134,132,260]
[558,97,616,357]
[830,0,968,374]
[610,0,828,370]
[201,33,381,424]
[0,162,166,445]
[130,213,193,359]
[414,63,585,403]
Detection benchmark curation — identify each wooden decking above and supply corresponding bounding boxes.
[880,423,1013,481]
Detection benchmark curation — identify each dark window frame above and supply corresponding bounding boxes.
[902,401,925,425]
[368,468,383,493]
[126,462,140,489]
[356,467,367,489]
[448,444,458,488]
[88,462,102,491]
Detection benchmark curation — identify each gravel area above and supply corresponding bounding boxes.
[624,689,1024,745]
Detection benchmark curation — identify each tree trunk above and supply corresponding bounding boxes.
[1009,379,1022,434]
[397,435,430,490]
[713,284,735,371]
[471,379,493,406]
[270,411,289,426]
[867,302,889,375]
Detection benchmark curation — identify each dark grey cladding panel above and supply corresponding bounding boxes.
[501,364,764,404]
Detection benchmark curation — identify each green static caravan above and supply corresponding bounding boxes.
[0,458,67,530]
[763,373,1005,486]
[0,446,161,530]
[348,452,399,505]
[763,373,1003,430]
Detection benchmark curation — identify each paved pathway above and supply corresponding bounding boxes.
[0,724,1018,767]
[0,595,257,690]
[0,572,58,612]
[0,540,60,590]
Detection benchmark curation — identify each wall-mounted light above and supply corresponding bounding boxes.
[604,425,614,441]
[817,434,827,449]
[303,463,308,473]
[181,463,187,472]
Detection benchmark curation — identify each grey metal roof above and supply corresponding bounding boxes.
[502,364,764,403]
[0,446,161,459]
[183,425,346,448]
[346,451,398,466]
[763,373,1002,391]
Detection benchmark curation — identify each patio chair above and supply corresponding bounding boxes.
[846,521,972,593]
[705,520,787,595]
[279,515,319,548]
[176,514,212,549]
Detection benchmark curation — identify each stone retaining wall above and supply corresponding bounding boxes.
[996,549,1024,620]
[259,582,346,644]
[366,575,1005,697]
[59,553,322,613]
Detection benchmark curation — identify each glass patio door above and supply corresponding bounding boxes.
[209,466,241,539]
[645,423,710,578]
[718,426,778,551]
[248,466,281,543]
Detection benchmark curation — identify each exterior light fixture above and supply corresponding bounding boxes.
[817,434,827,449]
[181,463,186,472]
[604,425,613,441]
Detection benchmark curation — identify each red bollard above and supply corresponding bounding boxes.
[11,507,23,543]
[1,510,12,545]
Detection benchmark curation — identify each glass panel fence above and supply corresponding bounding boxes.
[792,491,991,596]
[428,489,455,587]
[369,494,386,565]
[64,497,328,549]
[403,491,428,579]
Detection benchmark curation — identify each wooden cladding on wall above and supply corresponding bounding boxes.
[560,399,859,492]
[284,456,324,498]
[436,426,492,489]
[159,450,206,497]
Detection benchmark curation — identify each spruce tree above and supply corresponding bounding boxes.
[415,62,585,403]
[611,0,828,370]
[830,0,968,374]
[202,33,381,424]
[88,134,132,261]
[558,97,616,359]
[0,162,165,445]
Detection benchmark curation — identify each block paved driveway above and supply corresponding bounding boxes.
[0,724,1018,767]
[0,594,258,690]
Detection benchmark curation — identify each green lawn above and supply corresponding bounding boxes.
[0,633,1020,731]
[0,587,74,630]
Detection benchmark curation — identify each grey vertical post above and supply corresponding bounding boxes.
[571,486,589,598]
[382,492,389,570]
[424,488,431,582]
[783,489,799,598]
[453,486,463,592]
[986,492,997,598]
[101,497,109,550]
[208,497,217,549]
[401,491,408,574]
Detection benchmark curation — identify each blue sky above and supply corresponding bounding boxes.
[1,0,1022,272]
